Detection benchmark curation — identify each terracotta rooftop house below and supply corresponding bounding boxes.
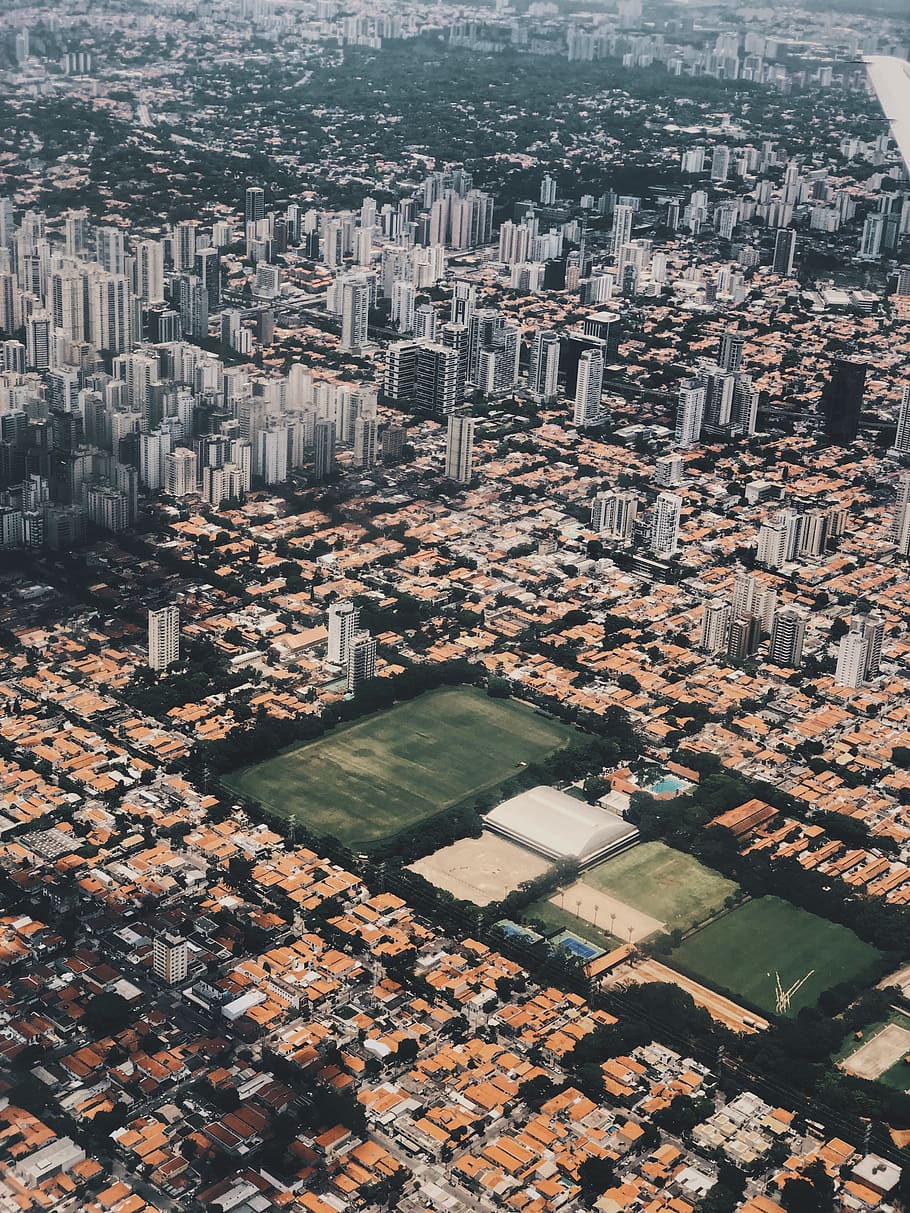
[713,799,780,840]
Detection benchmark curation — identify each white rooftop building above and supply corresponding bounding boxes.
[484,785,638,867]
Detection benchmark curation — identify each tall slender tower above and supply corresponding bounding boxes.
[245,186,265,228]
[835,615,885,688]
[892,471,910,555]
[768,607,806,668]
[821,357,866,445]
[889,384,910,458]
[529,330,561,403]
[340,277,371,352]
[445,412,476,484]
[610,204,634,259]
[650,492,682,557]
[148,606,180,670]
[327,600,360,665]
[573,349,604,427]
[772,227,796,276]
[675,376,706,448]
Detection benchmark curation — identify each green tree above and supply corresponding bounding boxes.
[781,1162,835,1213]
[84,992,132,1038]
[578,1155,617,1203]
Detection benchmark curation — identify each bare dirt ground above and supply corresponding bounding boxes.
[842,1023,910,1082]
[551,882,663,944]
[879,964,910,996]
[604,956,771,1035]
[409,834,550,906]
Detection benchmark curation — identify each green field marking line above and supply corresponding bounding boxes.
[582,841,739,931]
[668,896,883,1017]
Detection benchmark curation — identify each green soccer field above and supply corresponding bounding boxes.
[224,686,577,848]
[670,896,883,1016]
[583,841,739,931]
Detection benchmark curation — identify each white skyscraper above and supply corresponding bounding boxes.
[134,240,165,303]
[675,377,706,448]
[50,266,85,342]
[754,587,778,636]
[353,403,378,469]
[650,492,682,557]
[87,271,134,355]
[757,510,800,569]
[590,491,638,542]
[172,220,198,271]
[445,412,476,484]
[731,570,756,620]
[165,447,198,498]
[139,428,173,491]
[655,453,684,487]
[892,471,910,555]
[414,304,437,341]
[340,276,371,352]
[834,615,885,688]
[327,600,360,665]
[700,599,732,654]
[148,606,179,671]
[889,385,910,458]
[573,349,604,427]
[95,226,126,275]
[769,607,807,669]
[610,204,634,259]
[391,280,416,333]
[529,330,561,403]
[256,426,289,485]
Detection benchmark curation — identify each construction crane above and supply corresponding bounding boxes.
[772,969,815,1015]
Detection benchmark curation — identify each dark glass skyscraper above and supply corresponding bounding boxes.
[821,357,866,445]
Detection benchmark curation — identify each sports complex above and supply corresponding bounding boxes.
[227,684,889,1038]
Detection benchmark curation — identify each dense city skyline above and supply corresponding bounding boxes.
[0,2,910,1213]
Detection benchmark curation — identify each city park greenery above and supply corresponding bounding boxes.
[223,684,579,850]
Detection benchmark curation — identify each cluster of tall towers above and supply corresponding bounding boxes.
[326,600,377,693]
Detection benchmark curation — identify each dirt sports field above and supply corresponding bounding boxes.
[551,881,663,944]
[879,964,910,996]
[607,957,770,1035]
[409,834,550,906]
[843,1023,910,1081]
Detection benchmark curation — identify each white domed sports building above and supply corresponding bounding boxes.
[484,785,638,870]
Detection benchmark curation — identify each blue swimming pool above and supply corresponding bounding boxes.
[649,774,689,795]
